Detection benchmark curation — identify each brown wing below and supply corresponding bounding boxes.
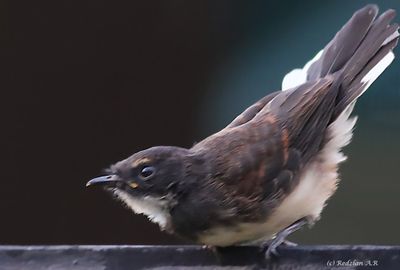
[225,91,280,128]
[258,77,336,162]
[192,77,336,216]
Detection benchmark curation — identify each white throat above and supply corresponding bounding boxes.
[113,189,172,230]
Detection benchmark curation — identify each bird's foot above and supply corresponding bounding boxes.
[264,240,281,259]
[263,217,308,259]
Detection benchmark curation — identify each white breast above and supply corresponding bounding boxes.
[113,190,170,230]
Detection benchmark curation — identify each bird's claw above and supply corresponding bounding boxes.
[263,218,308,260]
[264,239,298,259]
[265,243,280,259]
[282,239,297,247]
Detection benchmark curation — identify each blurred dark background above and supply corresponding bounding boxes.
[1,0,400,245]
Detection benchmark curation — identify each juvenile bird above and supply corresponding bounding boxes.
[87,5,399,257]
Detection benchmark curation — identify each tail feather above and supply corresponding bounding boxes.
[282,5,399,119]
[341,14,398,88]
[278,5,398,164]
[335,41,397,117]
[307,4,380,81]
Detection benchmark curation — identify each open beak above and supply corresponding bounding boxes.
[86,175,122,188]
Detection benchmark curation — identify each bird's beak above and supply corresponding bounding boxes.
[86,175,122,188]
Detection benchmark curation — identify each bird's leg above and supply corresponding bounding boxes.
[264,217,308,259]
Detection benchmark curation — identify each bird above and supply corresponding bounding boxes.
[87,5,399,258]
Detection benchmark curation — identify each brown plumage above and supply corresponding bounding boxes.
[87,5,399,256]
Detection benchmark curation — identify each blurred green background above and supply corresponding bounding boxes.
[2,0,399,245]
[198,0,400,244]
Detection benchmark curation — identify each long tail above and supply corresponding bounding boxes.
[282,4,399,118]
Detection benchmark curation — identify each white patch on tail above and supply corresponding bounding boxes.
[383,31,400,46]
[361,51,395,93]
[282,26,397,93]
[281,50,323,90]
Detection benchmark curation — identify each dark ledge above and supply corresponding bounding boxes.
[1,245,400,270]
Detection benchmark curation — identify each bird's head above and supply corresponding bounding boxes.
[86,146,199,229]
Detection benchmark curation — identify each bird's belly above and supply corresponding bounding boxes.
[197,158,339,246]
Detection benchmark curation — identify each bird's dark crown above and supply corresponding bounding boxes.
[102,146,199,198]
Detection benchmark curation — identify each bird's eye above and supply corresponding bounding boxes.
[139,166,156,179]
